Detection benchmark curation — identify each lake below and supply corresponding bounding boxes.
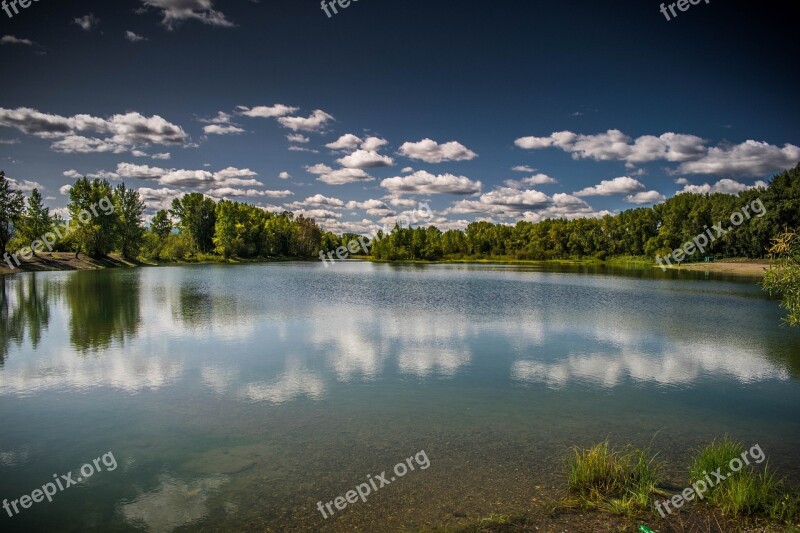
[1,262,799,532]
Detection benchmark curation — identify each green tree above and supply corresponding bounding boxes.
[150,210,173,239]
[170,193,217,254]
[68,177,117,258]
[16,188,54,257]
[113,184,146,259]
[213,200,244,259]
[0,171,24,253]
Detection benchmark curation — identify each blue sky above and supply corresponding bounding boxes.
[1,0,798,233]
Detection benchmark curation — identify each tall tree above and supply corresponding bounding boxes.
[0,171,24,253]
[68,177,116,258]
[150,209,173,239]
[113,184,146,259]
[17,188,54,257]
[170,193,217,254]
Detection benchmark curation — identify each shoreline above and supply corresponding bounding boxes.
[366,257,770,278]
[1,252,770,278]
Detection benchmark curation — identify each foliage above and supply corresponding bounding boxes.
[0,170,24,252]
[68,177,117,258]
[150,210,172,239]
[113,183,146,259]
[170,193,217,254]
[763,230,800,326]
[15,188,54,256]
[369,165,800,263]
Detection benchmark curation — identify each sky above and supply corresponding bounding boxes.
[1,0,799,234]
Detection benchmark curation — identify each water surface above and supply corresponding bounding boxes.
[1,263,799,532]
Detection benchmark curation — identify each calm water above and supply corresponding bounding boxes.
[1,262,799,532]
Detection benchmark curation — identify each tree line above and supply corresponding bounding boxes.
[1,173,339,264]
[2,166,799,266]
[369,166,800,262]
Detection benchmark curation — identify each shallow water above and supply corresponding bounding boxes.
[1,262,799,531]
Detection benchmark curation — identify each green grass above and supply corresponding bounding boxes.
[688,437,800,523]
[565,441,662,516]
[688,436,745,484]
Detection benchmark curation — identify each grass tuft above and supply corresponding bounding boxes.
[566,440,662,516]
[687,437,800,523]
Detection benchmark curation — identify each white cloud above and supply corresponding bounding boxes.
[522,197,608,223]
[206,188,292,199]
[515,130,705,165]
[51,136,124,154]
[512,165,536,172]
[74,14,100,31]
[345,199,394,216]
[325,134,388,153]
[287,134,310,144]
[574,176,645,197]
[361,136,388,152]
[287,194,344,208]
[625,191,666,204]
[401,167,414,174]
[381,170,482,196]
[0,107,189,155]
[203,124,245,135]
[505,173,557,188]
[523,174,557,185]
[62,169,121,181]
[325,133,362,151]
[277,110,334,133]
[515,129,800,177]
[337,149,394,169]
[116,163,265,190]
[59,184,72,195]
[677,179,768,195]
[479,187,551,208]
[305,164,374,185]
[677,141,800,177]
[278,171,291,180]
[137,187,183,211]
[287,146,319,153]
[198,111,232,125]
[387,197,418,207]
[398,138,477,163]
[7,178,44,193]
[236,104,299,118]
[445,189,601,223]
[125,31,148,42]
[139,0,234,29]
[1,36,36,46]
[291,209,340,220]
